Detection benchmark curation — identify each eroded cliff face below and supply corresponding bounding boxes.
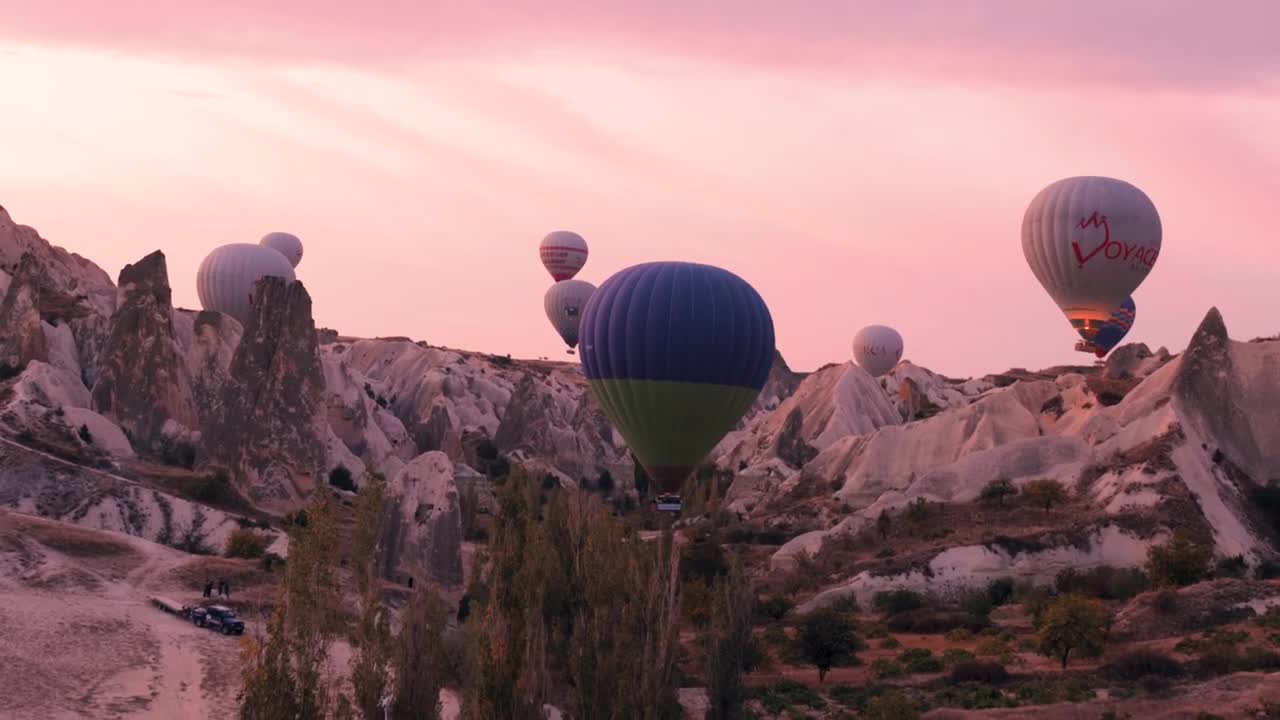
[384,451,464,587]
[200,277,327,512]
[90,251,199,459]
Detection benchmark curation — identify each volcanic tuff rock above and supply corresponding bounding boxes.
[384,451,465,586]
[90,251,199,458]
[0,254,49,376]
[173,309,243,428]
[200,277,327,512]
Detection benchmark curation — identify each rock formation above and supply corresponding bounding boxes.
[90,251,199,459]
[200,277,327,511]
[384,451,465,586]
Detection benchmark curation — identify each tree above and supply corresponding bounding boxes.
[1038,594,1107,669]
[1022,478,1068,514]
[239,488,341,718]
[1146,530,1213,587]
[393,589,450,720]
[225,528,271,559]
[979,478,1017,507]
[351,475,393,719]
[705,560,754,720]
[798,608,860,683]
[877,509,891,540]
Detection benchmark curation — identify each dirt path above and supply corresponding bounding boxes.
[0,511,243,719]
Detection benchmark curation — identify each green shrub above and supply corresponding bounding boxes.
[1146,531,1213,587]
[897,648,943,673]
[879,636,901,650]
[758,595,795,621]
[870,658,905,679]
[986,577,1016,606]
[874,589,927,615]
[225,528,271,559]
[887,610,988,634]
[751,680,825,714]
[863,689,920,720]
[932,682,1014,710]
[949,661,1009,684]
[942,648,977,667]
[945,628,974,643]
[1104,650,1184,681]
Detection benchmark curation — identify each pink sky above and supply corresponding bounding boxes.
[1,2,1277,377]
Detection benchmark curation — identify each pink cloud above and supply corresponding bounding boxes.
[4,2,1278,91]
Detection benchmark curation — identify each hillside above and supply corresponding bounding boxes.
[4,203,1280,718]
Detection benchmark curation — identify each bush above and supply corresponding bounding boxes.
[1257,559,1280,580]
[225,528,271,559]
[260,551,285,571]
[949,661,1009,684]
[681,539,729,585]
[752,680,825,714]
[963,590,995,618]
[874,589,927,615]
[758,595,795,621]
[870,658,905,679]
[986,577,1016,607]
[77,424,93,444]
[979,478,1017,506]
[897,648,943,674]
[945,628,974,643]
[1105,650,1184,681]
[1055,565,1151,601]
[1215,555,1248,579]
[942,648,977,667]
[1146,531,1213,587]
[1022,478,1068,513]
[863,689,920,720]
[880,637,902,650]
[888,610,989,634]
[931,682,1013,710]
[328,465,356,492]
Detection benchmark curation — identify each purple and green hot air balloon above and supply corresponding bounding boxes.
[579,262,775,501]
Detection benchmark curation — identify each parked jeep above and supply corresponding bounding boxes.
[192,605,245,635]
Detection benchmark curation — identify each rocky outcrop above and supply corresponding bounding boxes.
[1104,343,1172,380]
[494,374,627,484]
[385,451,464,586]
[0,254,49,376]
[200,277,326,512]
[174,310,243,426]
[90,251,199,458]
[0,207,116,388]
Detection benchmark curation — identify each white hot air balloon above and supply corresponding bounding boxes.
[197,243,297,325]
[544,279,595,352]
[1022,176,1161,344]
[539,230,588,282]
[260,231,304,268]
[853,325,904,377]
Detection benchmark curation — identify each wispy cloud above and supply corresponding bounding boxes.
[4,2,1278,91]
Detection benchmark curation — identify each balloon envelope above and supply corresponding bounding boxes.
[580,262,775,493]
[197,243,297,324]
[1080,296,1136,358]
[539,231,588,281]
[260,232,304,268]
[853,325,904,377]
[1022,176,1160,344]
[544,279,595,349]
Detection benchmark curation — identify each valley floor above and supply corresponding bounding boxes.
[0,510,245,719]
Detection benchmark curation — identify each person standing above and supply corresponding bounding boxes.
[203,580,213,598]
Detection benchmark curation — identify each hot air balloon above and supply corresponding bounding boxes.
[580,262,775,509]
[197,243,297,324]
[1076,296,1136,358]
[853,325,904,377]
[544,279,595,353]
[1022,176,1160,347]
[539,231,588,282]
[260,232,304,268]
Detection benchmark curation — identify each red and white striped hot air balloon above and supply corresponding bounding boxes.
[539,230,588,282]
